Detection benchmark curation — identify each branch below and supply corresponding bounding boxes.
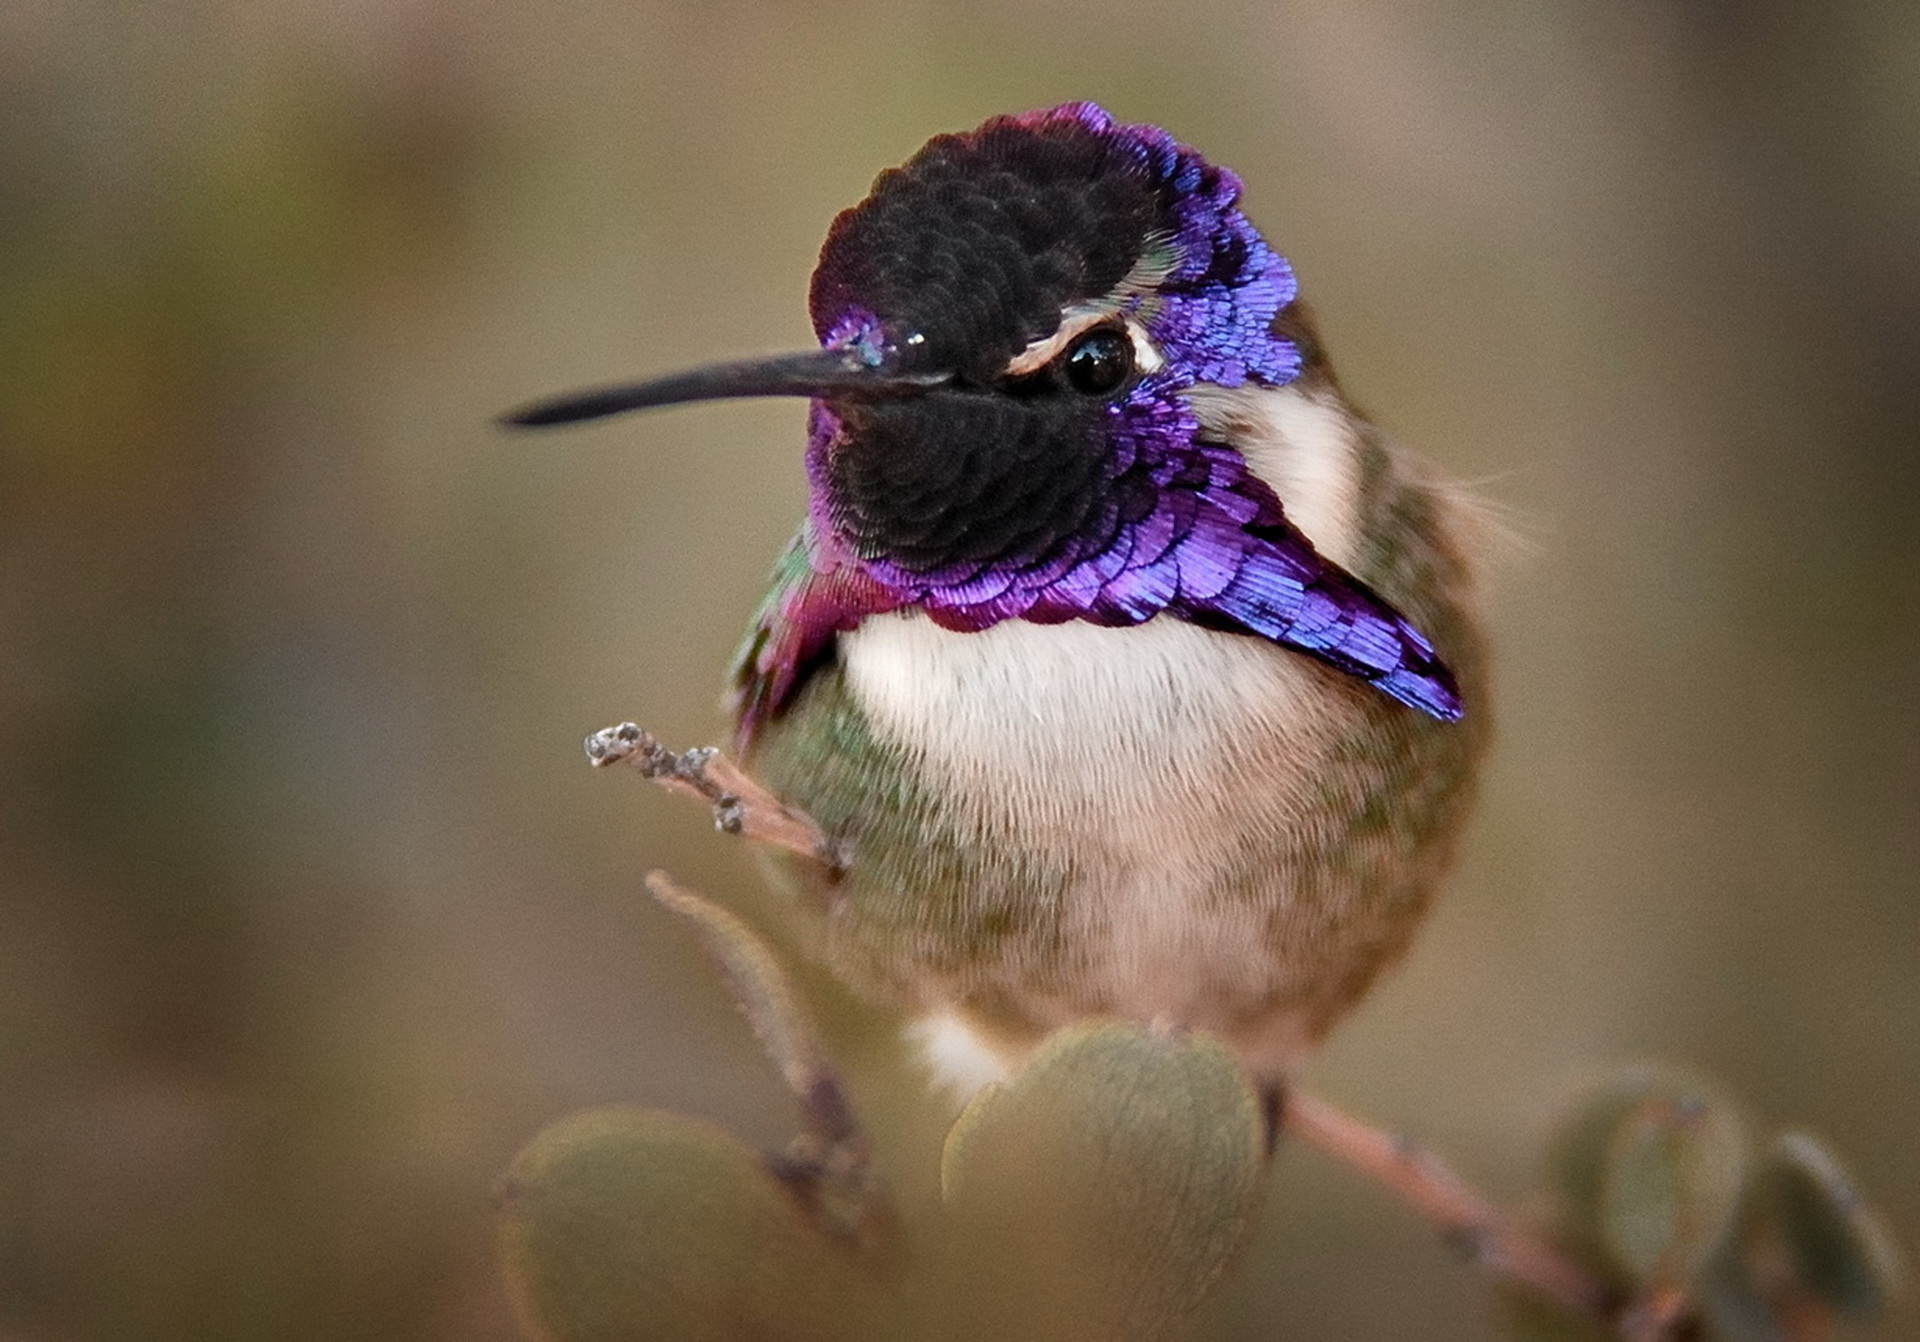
[585,723,845,874]
[1280,1089,1624,1325]
[644,869,888,1250]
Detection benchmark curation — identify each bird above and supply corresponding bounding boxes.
[506,102,1489,1093]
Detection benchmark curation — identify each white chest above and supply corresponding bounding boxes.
[839,611,1367,1082]
[839,613,1341,848]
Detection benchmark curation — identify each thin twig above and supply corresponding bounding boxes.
[644,869,888,1251]
[1282,1088,1622,1324]
[585,723,845,873]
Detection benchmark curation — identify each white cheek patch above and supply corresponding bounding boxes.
[1185,383,1363,569]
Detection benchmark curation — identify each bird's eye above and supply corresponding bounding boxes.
[1061,327,1134,395]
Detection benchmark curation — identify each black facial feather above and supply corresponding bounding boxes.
[809,117,1165,381]
[827,394,1117,572]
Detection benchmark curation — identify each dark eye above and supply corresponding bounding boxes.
[1062,327,1134,395]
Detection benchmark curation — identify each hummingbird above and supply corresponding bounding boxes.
[507,103,1488,1092]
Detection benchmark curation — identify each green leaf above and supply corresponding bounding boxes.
[931,1023,1267,1342]
[1548,1069,1672,1255]
[496,1107,880,1342]
[1546,1068,1747,1287]
[1748,1131,1903,1318]
[1598,1092,1747,1284]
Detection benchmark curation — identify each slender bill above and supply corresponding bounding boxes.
[500,347,949,427]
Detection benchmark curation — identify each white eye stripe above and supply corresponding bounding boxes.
[1126,320,1165,374]
[1004,310,1166,377]
[1004,310,1106,376]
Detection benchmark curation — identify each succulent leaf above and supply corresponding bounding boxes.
[1547,1068,1748,1288]
[1748,1131,1903,1319]
[932,1023,1267,1342]
[1598,1092,1747,1285]
[496,1107,880,1342]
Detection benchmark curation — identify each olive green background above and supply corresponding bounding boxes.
[2,2,1914,1338]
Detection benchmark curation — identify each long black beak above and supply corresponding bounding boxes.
[500,347,949,427]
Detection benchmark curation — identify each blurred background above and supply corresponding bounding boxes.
[2,1,1915,1338]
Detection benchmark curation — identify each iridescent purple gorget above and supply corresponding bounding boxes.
[732,102,1461,741]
